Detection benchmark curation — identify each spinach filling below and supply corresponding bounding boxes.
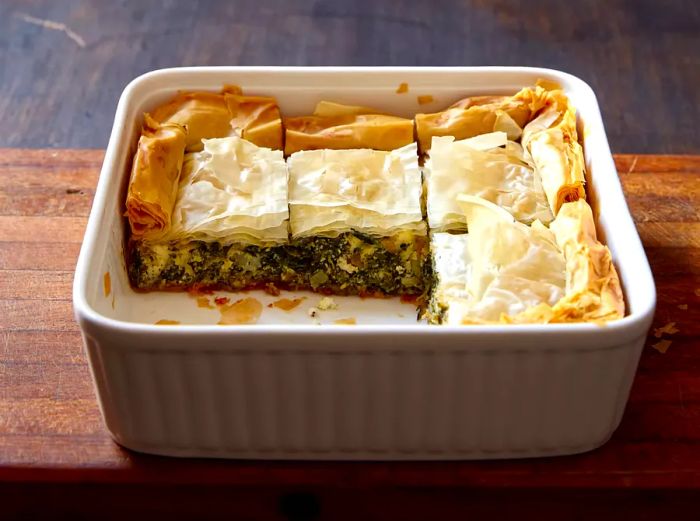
[128,230,428,295]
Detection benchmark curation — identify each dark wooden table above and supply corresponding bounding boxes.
[1,150,699,519]
[1,0,699,153]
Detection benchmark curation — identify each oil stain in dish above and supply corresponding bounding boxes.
[103,271,111,297]
[218,297,263,325]
[400,294,419,304]
[196,296,215,309]
[268,297,306,311]
[334,317,357,325]
[155,319,181,325]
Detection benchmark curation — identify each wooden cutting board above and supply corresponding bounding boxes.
[1,150,699,519]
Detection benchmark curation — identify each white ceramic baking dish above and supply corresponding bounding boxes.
[73,67,655,460]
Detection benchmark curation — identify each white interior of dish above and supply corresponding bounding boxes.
[76,67,655,327]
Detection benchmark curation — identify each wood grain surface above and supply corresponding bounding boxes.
[0,149,699,519]
[1,0,699,153]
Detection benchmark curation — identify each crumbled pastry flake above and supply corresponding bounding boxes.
[653,322,679,338]
[651,339,672,354]
[317,297,338,311]
[218,297,262,325]
[396,82,409,94]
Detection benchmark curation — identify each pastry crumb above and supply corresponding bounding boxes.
[417,94,434,105]
[396,82,409,94]
[651,339,672,354]
[308,307,319,318]
[155,319,180,325]
[317,296,338,310]
[334,317,357,325]
[653,322,679,338]
[218,297,262,325]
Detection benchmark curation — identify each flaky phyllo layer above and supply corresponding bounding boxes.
[425,131,553,231]
[164,137,289,246]
[287,143,424,238]
[124,82,624,322]
[428,196,624,325]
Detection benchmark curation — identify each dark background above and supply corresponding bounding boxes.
[1,0,698,152]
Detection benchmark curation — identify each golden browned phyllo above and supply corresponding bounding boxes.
[542,199,624,322]
[284,101,414,156]
[150,85,283,152]
[125,115,187,239]
[415,86,552,154]
[225,91,283,150]
[521,89,586,215]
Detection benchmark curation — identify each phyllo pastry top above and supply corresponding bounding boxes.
[150,85,283,152]
[284,101,415,156]
[287,142,424,238]
[431,195,623,325]
[162,136,289,246]
[415,86,552,154]
[125,115,187,240]
[425,131,552,232]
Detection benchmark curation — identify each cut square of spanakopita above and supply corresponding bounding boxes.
[426,196,624,325]
[125,86,284,242]
[417,84,586,217]
[284,143,429,296]
[424,131,553,232]
[128,136,290,291]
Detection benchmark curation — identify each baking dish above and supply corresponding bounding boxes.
[73,67,655,459]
